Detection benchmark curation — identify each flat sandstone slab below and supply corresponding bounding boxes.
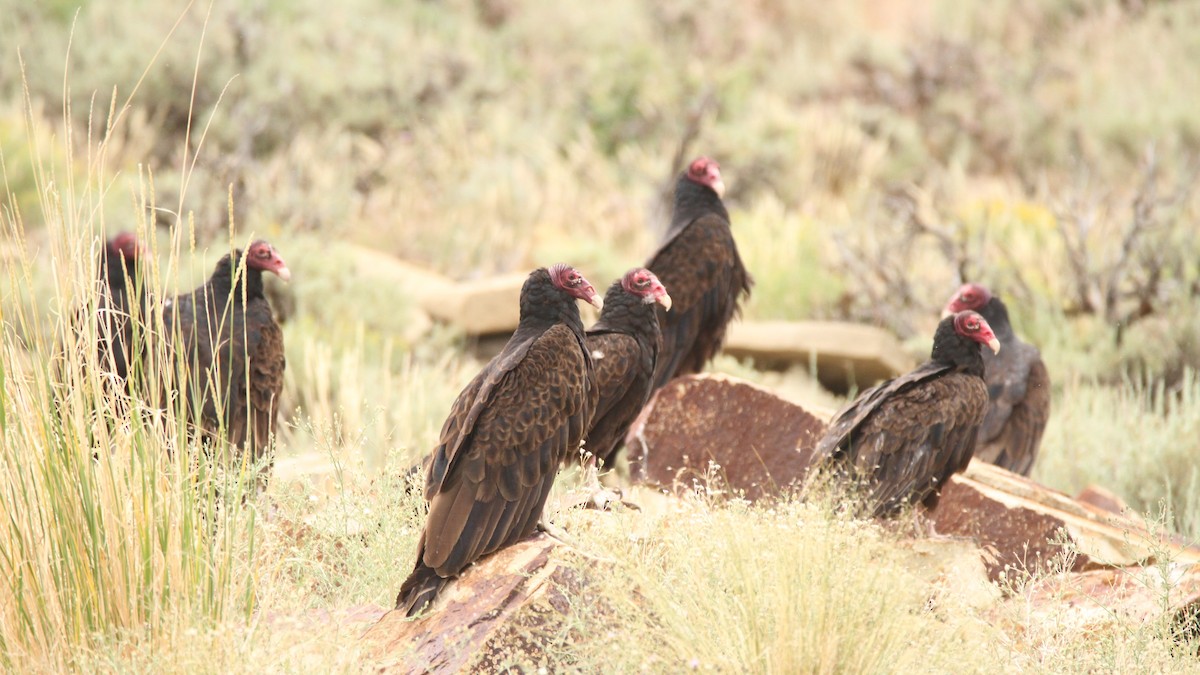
[723,320,914,393]
[420,273,600,336]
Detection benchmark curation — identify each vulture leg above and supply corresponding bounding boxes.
[534,521,617,563]
[574,450,641,512]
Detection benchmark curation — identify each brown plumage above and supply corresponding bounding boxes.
[943,283,1050,476]
[90,232,148,390]
[812,311,1000,517]
[647,157,752,390]
[160,240,290,467]
[396,264,602,617]
[583,268,671,470]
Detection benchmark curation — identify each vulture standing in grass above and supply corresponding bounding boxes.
[583,268,672,470]
[647,156,752,390]
[161,240,289,467]
[812,311,1000,518]
[942,283,1050,476]
[396,264,601,617]
[92,232,147,389]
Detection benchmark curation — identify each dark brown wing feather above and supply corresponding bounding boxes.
[815,361,952,454]
[583,330,655,468]
[238,298,285,464]
[975,350,1049,476]
[419,323,593,577]
[814,366,988,516]
[162,293,223,443]
[648,213,751,389]
[162,288,285,461]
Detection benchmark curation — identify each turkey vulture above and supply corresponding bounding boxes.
[161,240,289,467]
[92,232,147,388]
[583,268,671,470]
[647,156,752,390]
[811,311,1000,518]
[942,283,1050,476]
[396,264,601,617]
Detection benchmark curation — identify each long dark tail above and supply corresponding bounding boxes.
[396,562,448,617]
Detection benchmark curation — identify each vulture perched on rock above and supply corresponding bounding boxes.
[647,156,752,390]
[583,268,672,470]
[943,283,1050,476]
[396,264,601,617]
[91,232,147,389]
[161,240,289,467]
[812,311,1000,518]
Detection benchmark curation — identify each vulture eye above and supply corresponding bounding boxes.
[967,319,979,330]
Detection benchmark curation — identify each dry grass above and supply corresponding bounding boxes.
[3,0,1200,671]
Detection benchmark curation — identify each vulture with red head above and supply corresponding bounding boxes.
[812,311,1000,518]
[943,283,1050,476]
[92,232,147,389]
[583,268,672,470]
[396,264,601,616]
[647,156,752,390]
[161,240,290,466]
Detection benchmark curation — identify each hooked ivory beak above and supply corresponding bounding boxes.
[987,337,1001,354]
[657,292,673,312]
[275,265,292,282]
[589,293,603,311]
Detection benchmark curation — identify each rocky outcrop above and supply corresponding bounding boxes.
[623,373,1200,584]
[363,535,603,674]
[1002,564,1200,645]
[624,374,828,500]
[933,461,1200,582]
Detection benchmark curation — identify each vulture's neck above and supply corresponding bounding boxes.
[980,297,1016,342]
[102,250,137,290]
[929,320,986,378]
[518,292,584,339]
[669,176,729,233]
[590,288,659,342]
[208,253,264,304]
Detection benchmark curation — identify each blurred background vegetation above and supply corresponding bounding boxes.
[4,0,1200,670]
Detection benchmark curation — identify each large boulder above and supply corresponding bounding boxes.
[622,373,1200,584]
[933,461,1200,582]
[624,374,828,500]
[723,320,914,394]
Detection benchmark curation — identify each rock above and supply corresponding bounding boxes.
[363,534,604,673]
[933,461,1200,583]
[1074,484,1139,520]
[420,272,527,336]
[336,243,457,304]
[624,374,829,501]
[420,273,600,337]
[1012,564,1200,643]
[722,320,914,394]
